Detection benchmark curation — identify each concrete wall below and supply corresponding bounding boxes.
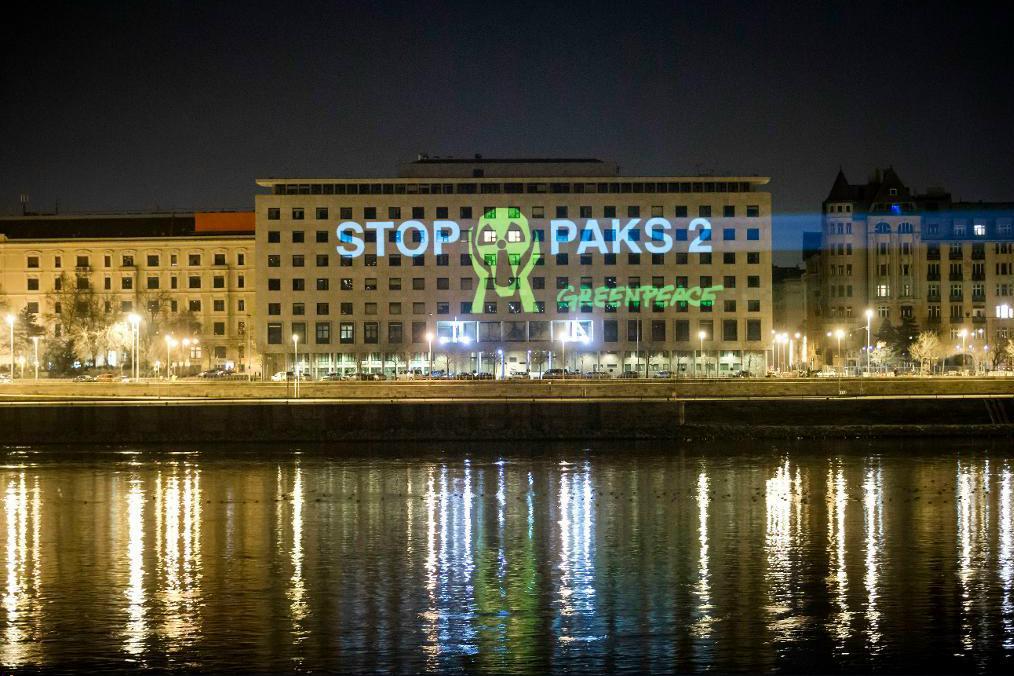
[2,377,1014,400]
[1,397,1010,444]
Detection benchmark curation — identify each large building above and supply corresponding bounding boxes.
[0,212,256,373]
[816,167,1014,366]
[255,158,773,377]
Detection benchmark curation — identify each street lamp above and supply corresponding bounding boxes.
[292,334,300,398]
[31,336,39,380]
[865,309,874,374]
[127,313,141,379]
[5,314,14,380]
[426,332,434,378]
[959,328,968,371]
[698,330,707,377]
[164,335,177,379]
[835,329,845,371]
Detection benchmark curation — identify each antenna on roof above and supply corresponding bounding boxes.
[19,193,29,216]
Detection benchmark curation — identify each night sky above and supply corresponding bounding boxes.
[2,1,1013,264]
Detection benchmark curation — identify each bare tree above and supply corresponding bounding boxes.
[909,331,945,374]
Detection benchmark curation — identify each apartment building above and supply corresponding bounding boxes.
[817,167,1014,364]
[0,212,256,372]
[255,158,773,377]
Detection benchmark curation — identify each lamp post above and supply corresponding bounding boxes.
[5,314,15,380]
[959,328,968,372]
[865,309,873,375]
[31,336,39,380]
[698,330,707,378]
[164,336,177,379]
[835,329,845,371]
[128,313,141,379]
[426,332,434,378]
[292,334,299,399]
[497,348,504,380]
[560,334,567,374]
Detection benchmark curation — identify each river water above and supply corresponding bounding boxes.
[1,439,1013,673]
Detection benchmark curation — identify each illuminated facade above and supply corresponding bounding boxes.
[818,168,1014,365]
[255,158,773,377]
[0,212,256,371]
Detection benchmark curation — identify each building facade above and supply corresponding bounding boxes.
[817,167,1014,366]
[0,212,256,373]
[255,158,773,377]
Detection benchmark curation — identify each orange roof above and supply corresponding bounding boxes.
[194,211,254,233]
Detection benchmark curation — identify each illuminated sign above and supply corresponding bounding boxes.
[336,207,721,314]
[555,284,724,309]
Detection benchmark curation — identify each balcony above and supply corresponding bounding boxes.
[972,293,986,302]
[927,293,941,302]
[949,249,964,260]
[926,315,941,324]
[950,294,963,302]
[972,272,986,281]
[926,272,940,281]
[972,315,986,324]
[926,249,940,260]
[949,273,963,281]
[950,315,964,323]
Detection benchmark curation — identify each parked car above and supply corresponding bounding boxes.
[541,368,568,379]
[0,373,12,383]
[653,371,673,379]
[583,371,611,379]
[618,371,641,379]
[320,372,344,381]
[198,368,226,378]
[95,373,119,382]
[72,374,96,382]
[345,372,383,381]
[271,371,294,382]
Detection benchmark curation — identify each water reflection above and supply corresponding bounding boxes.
[1,445,1014,672]
[2,472,42,667]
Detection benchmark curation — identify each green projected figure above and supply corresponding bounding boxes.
[469,207,540,313]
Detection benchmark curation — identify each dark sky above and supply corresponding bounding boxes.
[2,0,1013,263]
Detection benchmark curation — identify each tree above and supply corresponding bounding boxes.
[909,331,945,373]
[1004,339,1014,372]
[869,341,897,371]
[45,272,115,367]
[896,315,919,358]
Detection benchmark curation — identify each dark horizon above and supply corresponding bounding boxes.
[2,0,1013,264]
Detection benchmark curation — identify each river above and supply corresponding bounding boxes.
[1,439,1012,673]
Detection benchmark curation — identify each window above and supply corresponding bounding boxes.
[747,276,760,288]
[213,322,225,336]
[76,255,90,268]
[292,278,305,291]
[188,254,201,266]
[339,322,354,344]
[723,206,735,218]
[364,322,379,344]
[188,275,201,289]
[121,277,133,290]
[292,208,305,220]
[189,300,201,312]
[213,253,226,266]
[268,278,281,291]
[267,323,282,344]
[316,207,328,220]
[315,322,331,344]
[267,208,280,221]
[317,302,330,315]
[723,319,738,341]
[316,278,329,291]
[27,278,39,291]
[388,322,403,343]
[268,231,280,243]
[746,205,760,218]
[699,206,711,217]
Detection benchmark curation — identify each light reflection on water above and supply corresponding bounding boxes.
[1,441,1014,673]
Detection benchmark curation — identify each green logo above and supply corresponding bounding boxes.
[469,207,540,313]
